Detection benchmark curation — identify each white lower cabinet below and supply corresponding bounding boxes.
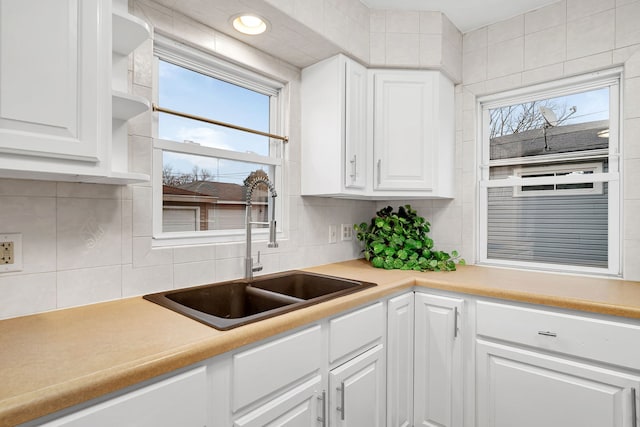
[476,340,640,427]
[476,300,640,427]
[387,293,415,427]
[329,344,385,426]
[226,302,385,427]
[386,291,465,427]
[36,366,207,427]
[414,292,464,427]
[233,375,323,427]
[231,325,323,413]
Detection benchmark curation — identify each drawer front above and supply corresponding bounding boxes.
[233,325,322,412]
[41,367,207,427]
[329,302,384,363]
[477,300,640,370]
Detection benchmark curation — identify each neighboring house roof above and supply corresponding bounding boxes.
[162,181,268,204]
[162,185,202,196]
[491,120,609,160]
[178,181,246,201]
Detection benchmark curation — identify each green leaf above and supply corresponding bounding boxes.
[393,258,404,269]
[397,249,408,260]
[384,246,396,257]
[373,243,385,254]
[371,256,384,268]
[429,259,438,268]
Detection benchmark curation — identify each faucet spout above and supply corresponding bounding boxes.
[245,175,278,280]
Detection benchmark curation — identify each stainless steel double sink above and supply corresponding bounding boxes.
[143,271,376,330]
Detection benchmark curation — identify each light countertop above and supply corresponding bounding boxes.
[2,260,640,426]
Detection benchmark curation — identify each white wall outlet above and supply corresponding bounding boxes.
[328,225,337,244]
[341,224,353,241]
[0,233,22,273]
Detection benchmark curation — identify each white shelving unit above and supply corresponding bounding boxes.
[110,0,151,183]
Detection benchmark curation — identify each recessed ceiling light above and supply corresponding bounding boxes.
[231,14,269,35]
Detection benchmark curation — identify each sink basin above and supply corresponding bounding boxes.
[143,271,376,330]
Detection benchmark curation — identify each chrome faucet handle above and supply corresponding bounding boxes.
[252,251,263,273]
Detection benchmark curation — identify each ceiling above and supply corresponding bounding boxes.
[146,0,561,70]
[361,0,559,33]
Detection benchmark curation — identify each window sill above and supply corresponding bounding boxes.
[152,229,285,248]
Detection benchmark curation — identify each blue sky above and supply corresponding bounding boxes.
[490,86,610,137]
[158,60,271,184]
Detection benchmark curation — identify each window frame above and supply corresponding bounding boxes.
[151,35,286,247]
[477,69,622,276]
[512,161,604,197]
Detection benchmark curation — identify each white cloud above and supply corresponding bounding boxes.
[175,126,233,151]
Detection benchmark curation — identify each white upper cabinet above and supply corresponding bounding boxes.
[0,0,108,164]
[0,0,150,184]
[371,70,454,197]
[301,54,455,199]
[301,54,368,197]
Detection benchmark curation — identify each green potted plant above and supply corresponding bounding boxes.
[354,205,464,271]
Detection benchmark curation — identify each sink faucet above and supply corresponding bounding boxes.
[245,175,278,280]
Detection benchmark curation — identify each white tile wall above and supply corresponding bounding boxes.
[566,10,615,60]
[524,25,566,69]
[616,1,640,48]
[525,1,566,34]
[57,266,122,309]
[369,10,462,82]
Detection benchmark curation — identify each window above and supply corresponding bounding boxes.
[152,36,284,245]
[478,70,621,275]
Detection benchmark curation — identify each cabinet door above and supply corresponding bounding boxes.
[387,293,414,427]
[0,0,107,162]
[477,340,640,427]
[344,58,367,189]
[329,344,385,426]
[372,71,436,191]
[414,293,464,427]
[234,376,323,427]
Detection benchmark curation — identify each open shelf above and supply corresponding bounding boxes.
[112,90,151,121]
[112,11,151,56]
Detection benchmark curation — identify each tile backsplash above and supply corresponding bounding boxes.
[0,180,373,319]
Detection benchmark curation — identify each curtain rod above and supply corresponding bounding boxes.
[152,104,289,143]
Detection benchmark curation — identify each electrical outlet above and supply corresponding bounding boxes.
[1,242,14,264]
[341,224,353,241]
[0,233,22,273]
[328,225,337,244]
